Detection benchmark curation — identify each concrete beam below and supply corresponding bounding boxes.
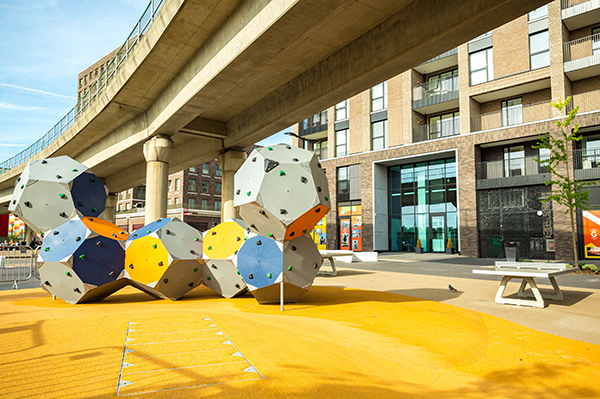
[224,0,551,148]
[179,117,228,138]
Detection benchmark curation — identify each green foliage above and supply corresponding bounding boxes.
[581,264,599,273]
[533,97,588,266]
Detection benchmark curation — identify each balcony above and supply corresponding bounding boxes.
[116,202,221,215]
[412,75,459,114]
[471,100,552,133]
[563,33,600,81]
[574,148,600,180]
[476,156,550,189]
[299,110,328,139]
[413,118,460,142]
[572,88,600,113]
[561,0,600,31]
[414,47,458,75]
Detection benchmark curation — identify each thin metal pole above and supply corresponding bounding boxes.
[280,281,284,311]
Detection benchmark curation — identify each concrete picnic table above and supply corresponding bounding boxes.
[473,262,577,308]
[317,250,355,276]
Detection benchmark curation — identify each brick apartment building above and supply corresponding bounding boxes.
[77,48,118,103]
[292,1,600,261]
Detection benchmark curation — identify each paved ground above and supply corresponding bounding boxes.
[1,253,599,398]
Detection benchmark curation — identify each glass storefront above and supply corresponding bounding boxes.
[388,158,458,252]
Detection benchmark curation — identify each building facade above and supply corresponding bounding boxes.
[77,48,118,103]
[293,0,600,261]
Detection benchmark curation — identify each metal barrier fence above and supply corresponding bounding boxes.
[0,245,39,289]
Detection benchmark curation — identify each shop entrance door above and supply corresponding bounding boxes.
[340,218,351,251]
[430,214,446,252]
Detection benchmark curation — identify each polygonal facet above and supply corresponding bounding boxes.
[201,219,248,298]
[236,234,322,303]
[8,156,108,232]
[37,216,129,304]
[234,145,330,241]
[124,218,203,300]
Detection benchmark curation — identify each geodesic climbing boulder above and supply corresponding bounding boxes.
[38,216,129,304]
[124,217,204,300]
[234,145,330,241]
[8,156,108,232]
[201,218,248,298]
[236,234,322,303]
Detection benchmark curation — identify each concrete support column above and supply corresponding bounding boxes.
[103,194,118,224]
[218,149,247,222]
[143,135,174,225]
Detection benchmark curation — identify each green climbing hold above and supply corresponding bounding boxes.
[268,233,273,237]
[65,272,70,277]
[267,273,272,278]
[303,229,307,234]
[194,237,199,241]
[325,196,329,201]
[152,244,157,249]
[20,184,24,189]
[79,254,85,260]
[44,247,50,252]
[146,230,151,234]
[279,170,285,176]
[59,193,65,198]
[244,237,247,240]
[247,191,251,196]
[193,267,198,272]
[287,266,292,271]
[92,207,97,212]
[72,168,78,172]
[207,276,211,280]
[237,271,241,275]
[208,246,212,250]
[267,147,273,151]
[120,231,125,234]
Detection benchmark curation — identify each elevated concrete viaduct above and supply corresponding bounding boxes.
[0,0,550,221]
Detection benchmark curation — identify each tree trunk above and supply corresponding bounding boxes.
[570,208,578,268]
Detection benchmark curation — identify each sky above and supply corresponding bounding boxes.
[0,0,290,163]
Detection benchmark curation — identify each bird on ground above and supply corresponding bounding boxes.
[449,284,457,292]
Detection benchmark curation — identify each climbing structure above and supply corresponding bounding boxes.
[124,217,204,300]
[233,144,328,303]
[201,218,248,298]
[8,156,108,232]
[38,216,129,304]
[236,234,322,303]
[233,145,330,241]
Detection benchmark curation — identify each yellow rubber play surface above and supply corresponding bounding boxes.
[1,285,599,398]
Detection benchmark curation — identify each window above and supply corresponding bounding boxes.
[137,187,145,200]
[168,180,172,192]
[216,164,222,177]
[95,68,98,77]
[530,30,549,69]
[426,69,458,95]
[175,179,180,191]
[126,189,132,200]
[201,199,208,208]
[428,112,460,139]
[84,76,88,85]
[189,166,196,173]
[336,129,349,157]
[504,146,525,177]
[501,98,523,126]
[371,120,388,150]
[79,78,82,88]
[202,163,209,174]
[371,82,387,112]
[202,181,208,193]
[100,65,104,74]
[174,197,180,204]
[126,203,130,210]
[189,198,195,206]
[168,198,172,205]
[528,5,547,21]
[338,166,349,196]
[189,179,196,192]
[593,27,600,56]
[215,182,222,195]
[117,204,122,211]
[470,47,493,85]
[314,140,328,160]
[215,200,222,211]
[335,100,349,121]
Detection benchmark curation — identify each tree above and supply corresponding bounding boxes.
[533,97,592,267]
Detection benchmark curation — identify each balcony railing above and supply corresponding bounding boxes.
[563,33,600,62]
[561,0,592,9]
[471,100,552,132]
[413,75,459,102]
[413,118,460,141]
[0,0,165,174]
[476,156,549,180]
[573,148,600,169]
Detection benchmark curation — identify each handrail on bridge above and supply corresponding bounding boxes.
[0,0,165,175]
